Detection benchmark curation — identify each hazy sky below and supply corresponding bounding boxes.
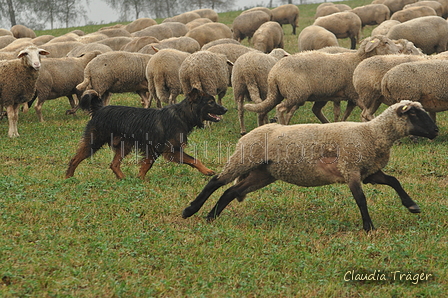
[84,0,265,25]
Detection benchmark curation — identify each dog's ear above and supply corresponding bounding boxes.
[187,88,205,103]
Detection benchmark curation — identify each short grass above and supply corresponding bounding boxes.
[2,0,448,296]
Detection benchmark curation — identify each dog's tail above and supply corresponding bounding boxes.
[79,90,103,115]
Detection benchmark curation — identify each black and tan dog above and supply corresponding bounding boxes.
[65,88,227,179]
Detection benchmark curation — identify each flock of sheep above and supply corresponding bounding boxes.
[0,1,446,230]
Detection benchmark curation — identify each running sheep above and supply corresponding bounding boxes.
[182,101,438,232]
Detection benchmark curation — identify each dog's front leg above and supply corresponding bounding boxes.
[162,150,215,176]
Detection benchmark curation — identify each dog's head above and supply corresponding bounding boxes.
[187,88,227,127]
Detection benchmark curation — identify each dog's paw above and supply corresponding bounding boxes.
[203,169,216,176]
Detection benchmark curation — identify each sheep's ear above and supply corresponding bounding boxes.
[396,104,412,116]
[17,50,27,58]
[39,49,50,56]
[151,45,159,53]
[227,60,233,67]
[365,38,380,52]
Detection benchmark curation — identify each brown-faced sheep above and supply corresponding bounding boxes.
[34,51,103,122]
[271,4,300,35]
[386,16,448,54]
[298,25,339,51]
[381,59,448,122]
[313,11,362,50]
[232,48,289,135]
[183,101,438,232]
[232,11,270,42]
[179,50,232,105]
[10,24,36,39]
[251,21,284,53]
[146,48,190,107]
[390,6,437,22]
[76,51,152,107]
[0,46,49,137]
[185,23,233,48]
[124,18,158,33]
[244,35,400,125]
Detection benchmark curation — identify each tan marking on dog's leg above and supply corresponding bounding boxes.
[66,140,93,178]
[137,156,157,179]
[163,151,215,176]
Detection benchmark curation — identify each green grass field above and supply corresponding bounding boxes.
[1,0,448,296]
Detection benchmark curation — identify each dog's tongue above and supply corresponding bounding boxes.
[209,113,221,120]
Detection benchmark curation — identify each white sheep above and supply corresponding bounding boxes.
[251,21,284,53]
[381,59,448,122]
[232,10,270,42]
[0,46,49,137]
[244,35,400,125]
[179,50,232,105]
[390,6,437,22]
[313,11,362,50]
[76,51,152,107]
[371,20,400,36]
[34,51,103,122]
[232,48,289,135]
[298,25,339,51]
[182,101,439,232]
[271,4,300,35]
[146,48,190,107]
[185,22,233,48]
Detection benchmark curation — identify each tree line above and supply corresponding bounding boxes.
[0,0,240,30]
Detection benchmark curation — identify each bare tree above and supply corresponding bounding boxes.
[103,0,152,20]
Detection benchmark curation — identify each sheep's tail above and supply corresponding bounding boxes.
[79,90,103,115]
[76,74,91,93]
[244,94,279,113]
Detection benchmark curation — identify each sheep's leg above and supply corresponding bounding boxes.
[341,100,357,121]
[6,104,20,138]
[361,100,382,122]
[110,138,133,179]
[182,175,228,218]
[137,91,150,108]
[363,170,420,213]
[350,37,357,50]
[102,92,112,106]
[237,94,247,135]
[34,98,45,122]
[311,101,330,123]
[162,150,215,176]
[348,174,375,232]
[333,102,341,122]
[206,167,276,220]
[217,90,226,106]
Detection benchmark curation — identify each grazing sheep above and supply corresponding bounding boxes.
[185,23,233,48]
[45,33,78,43]
[66,43,112,57]
[244,35,400,125]
[33,51,103,122]
[232,11,270,42]
[232,49,289,135]
[160,22,189,37]
[32,35,55,46]
[386,16,448,54]
[146,48,190,107]
[201,38,241,50]
[353,54,427,121]
[271,4,300,35]
[76,32,109,44]
[163,11,201,24]
[124,18,158,33]
[97,28,132,38]
[1,38,34,52]
[40,41,83,58]
[121,36,160,52]
[95,36,133,51]
[132,24,174,40]
[182,101,438,232]
[0,46,49,137]
[390,6,437,22]
[381,59,448,122]
[351,4,390,27]
[251,21,284,53]
[0,29,13,36]
[241,7,273,20]
[186,18,213,30]
[10,24,36,39]
[371,20,400,36]
[206,43,256,63]
[76,51,152,107]
[403,1,444,16]
[298,25,339,51]
[191,9,219,22]
[179,50,232,105]
[313,11,362,50]
[379,0,418,14]
[0,35,16,49]
[315,3,341,19]
[138,36,200,54]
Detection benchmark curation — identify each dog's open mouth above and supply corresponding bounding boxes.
[206,113,222,122]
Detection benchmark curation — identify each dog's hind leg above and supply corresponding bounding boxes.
[163,150,215,176]
[110,138,133,179]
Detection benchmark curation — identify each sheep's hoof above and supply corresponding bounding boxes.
[408,204,421,213]
[240,132,246,136]
[269,117,278,123]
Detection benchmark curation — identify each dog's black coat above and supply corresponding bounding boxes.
[66,88,227,179]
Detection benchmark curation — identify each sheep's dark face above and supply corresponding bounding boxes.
[399,105,439,139]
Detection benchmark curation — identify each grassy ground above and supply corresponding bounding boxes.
[2,0,448,296]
